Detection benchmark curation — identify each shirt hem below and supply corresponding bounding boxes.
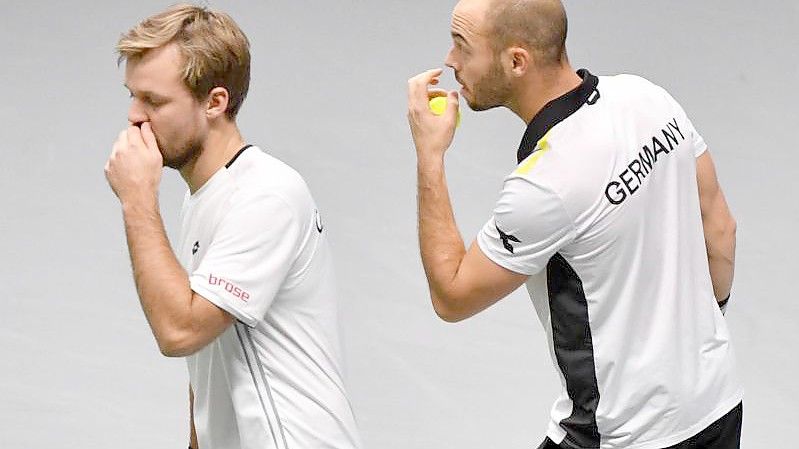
[587,390,744,449]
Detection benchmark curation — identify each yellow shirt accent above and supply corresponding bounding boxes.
[515,132,551,175]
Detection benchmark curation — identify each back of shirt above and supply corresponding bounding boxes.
[478,73,742,448]
[178,147,361,449]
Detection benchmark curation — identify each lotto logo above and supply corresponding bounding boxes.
[208,274,250,301]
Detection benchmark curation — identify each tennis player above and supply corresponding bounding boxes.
[105,5,361,448]
[407,0,742,447]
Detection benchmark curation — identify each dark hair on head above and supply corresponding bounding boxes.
[487,0,568,66]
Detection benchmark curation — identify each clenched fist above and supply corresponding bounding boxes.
[105,122,163,205]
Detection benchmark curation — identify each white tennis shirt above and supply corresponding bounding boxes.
[177,146,361,449]
[477,70,743,449]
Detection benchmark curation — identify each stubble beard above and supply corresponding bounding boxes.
[158,134,203,170]
[464,57,512,112]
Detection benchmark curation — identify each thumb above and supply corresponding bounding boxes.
[140,122,159,152]
[445,90,460,123]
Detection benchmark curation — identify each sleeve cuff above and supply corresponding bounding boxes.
[476,233,538,276]
[191,279,259,327]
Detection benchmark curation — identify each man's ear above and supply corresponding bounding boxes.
[206,87,230,119]
[507,46,531,78]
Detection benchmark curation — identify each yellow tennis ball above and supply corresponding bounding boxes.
[428,96,461,127]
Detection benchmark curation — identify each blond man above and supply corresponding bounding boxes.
[106,5,361,448]
[408,0,742,447]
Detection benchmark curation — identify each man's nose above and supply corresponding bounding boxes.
[127,98,147,126]
[444,47,457,70]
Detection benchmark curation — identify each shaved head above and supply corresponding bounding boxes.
[486,0,568,66]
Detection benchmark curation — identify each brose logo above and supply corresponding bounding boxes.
[208,274,250,301]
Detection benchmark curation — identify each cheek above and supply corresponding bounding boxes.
[462,59,480,79]
[151,107,195,135]
[147,118,182,149]
[148,100,207,146]
[146,122,168,150]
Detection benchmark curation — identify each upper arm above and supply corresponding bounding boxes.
[696,150,734,226]
[159,292,234,357]
[435,176,573,321]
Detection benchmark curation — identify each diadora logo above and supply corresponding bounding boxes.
[496,224,520,254]
[208,274,250,301]
[192,241,200,255]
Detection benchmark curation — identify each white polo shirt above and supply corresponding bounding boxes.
[477,70,742,449]
[177,146,361,449]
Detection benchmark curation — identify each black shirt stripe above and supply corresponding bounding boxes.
[517,69,602,447]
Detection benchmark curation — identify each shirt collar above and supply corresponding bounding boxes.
[517,69,599,163]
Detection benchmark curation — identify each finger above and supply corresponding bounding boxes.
[140,122,159,152]
[428,88,448,99]
[408,68,444,103]
[111,130,127,155]
[408,68,443,86]
[445,90,460,122]
[127,125,145,149]
[419,68,443,90]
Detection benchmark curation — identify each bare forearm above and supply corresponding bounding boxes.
[705,222,736,301]
[407,71,528,322]
[122,199,193,351]
[417,156,465,305]
[695,152,737,304]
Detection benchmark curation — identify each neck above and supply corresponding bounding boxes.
[179,119,245,194]
[508,62,582,124]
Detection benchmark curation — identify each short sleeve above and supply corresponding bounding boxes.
[659,85,707,158]
[477,176,575,276]
[685,115,708,157]
[189,194,300,327]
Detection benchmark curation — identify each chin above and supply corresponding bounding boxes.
[466,100,498,112]
[162,159,182,170]
[164,141,203,171]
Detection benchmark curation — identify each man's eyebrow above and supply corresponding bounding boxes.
[451,32,469,45]
[124,85,165,99]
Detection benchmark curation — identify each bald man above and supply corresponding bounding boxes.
[407,1,742,448]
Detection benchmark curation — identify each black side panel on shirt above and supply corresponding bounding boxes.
[514,68,602,447]
[225,144,254,168]
[547,253,601,449]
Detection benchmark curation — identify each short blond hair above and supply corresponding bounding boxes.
[117,3,251,119]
